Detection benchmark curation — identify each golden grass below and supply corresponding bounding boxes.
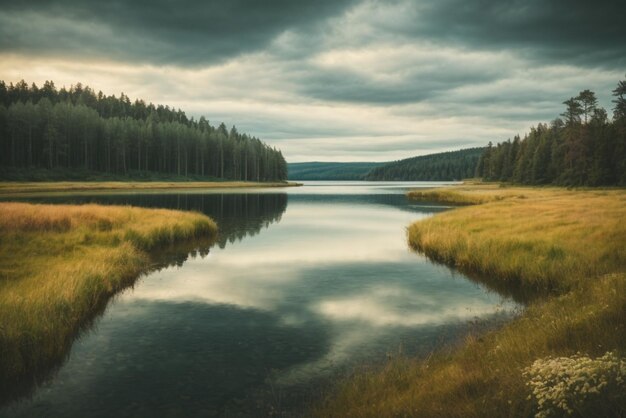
[408,186,626,297]
[407,183,556,205]
[0,202,217,398]
[0,180,300,195]
[315,273,625,418]
[315,185,626,417]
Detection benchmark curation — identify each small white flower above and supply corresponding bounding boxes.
[524,351,625,418]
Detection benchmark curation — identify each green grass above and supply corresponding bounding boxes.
[315,185,626,417]
[0,202,218,400]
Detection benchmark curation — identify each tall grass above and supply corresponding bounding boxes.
[0,202,217,401]
[407,183,555,205]
[407,187,626,297]
[315,185,626,417]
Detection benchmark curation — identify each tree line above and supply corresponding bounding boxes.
[0,80,287,181]
[288,162,385,180]
[364,148,484,181]
[476,78,626,186]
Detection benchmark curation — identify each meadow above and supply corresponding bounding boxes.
[317,184,626,417]
[0,202,217,401]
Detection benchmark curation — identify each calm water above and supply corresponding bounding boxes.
[1,182,515,417]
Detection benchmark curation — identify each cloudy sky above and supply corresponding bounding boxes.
[0,0,624,162]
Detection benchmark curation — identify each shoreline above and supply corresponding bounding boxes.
[0,181,301,196]
[316,183,626,417]
[0,202,218,404]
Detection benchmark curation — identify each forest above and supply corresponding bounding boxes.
[0,80,288,181]
[288,162,384,180]
[475,78,626,186]
[364,148,484,181]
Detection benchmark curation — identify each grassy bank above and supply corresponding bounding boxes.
[0,202,217,400]
[316,185,626,417]
[0,180,299,196]
[407,186,625,297]
[407,183,567,205]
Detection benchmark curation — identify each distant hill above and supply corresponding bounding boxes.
[287,162,385,180]
[364,148,485,181]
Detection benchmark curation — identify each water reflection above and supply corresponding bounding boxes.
[1,192,288,248]
[1,182,516,417]
[0,234,218,407]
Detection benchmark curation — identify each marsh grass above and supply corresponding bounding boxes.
[0,202,217,401]
[407,187,626,297]
[407,183,552,205]
[315,185,626,417]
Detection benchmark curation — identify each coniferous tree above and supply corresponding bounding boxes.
[0,80,287,181]
[366,147,484,181]
[577,90,598,124]
[612,76,626,184]
[476,79,626,186]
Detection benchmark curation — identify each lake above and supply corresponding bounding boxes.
[0,181,516,417]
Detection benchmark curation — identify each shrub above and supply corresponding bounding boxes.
[524,351,626,417]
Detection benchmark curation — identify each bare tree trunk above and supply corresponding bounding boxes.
[84,128,88,170]
[28,125,33,167]
[10,132,16,167]
[48,129,53,168]
[122,145,127,173]
[220,143,224,178]
[138,140,141,171]
[177,137,181,175]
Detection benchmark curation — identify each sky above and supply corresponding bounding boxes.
[0,0,624,162]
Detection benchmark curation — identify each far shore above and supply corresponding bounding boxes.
[0,181,302,196]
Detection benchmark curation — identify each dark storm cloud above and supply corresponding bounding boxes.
[397,0,626,68]
[0,0,357,64]
[270,0,626,106]
[269,0,625,112]
[4,0,623,68]
[1,0,623,161]
[299,58,505,104]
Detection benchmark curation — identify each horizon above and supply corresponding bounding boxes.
[1,0,624,162]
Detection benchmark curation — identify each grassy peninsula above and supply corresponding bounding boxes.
[0,202,217,399]
[317,184,626,417]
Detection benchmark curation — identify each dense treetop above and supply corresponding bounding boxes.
[476,77,626,186]
[287,162,385,180]
[364,148,484,181]
[0,80,287,181]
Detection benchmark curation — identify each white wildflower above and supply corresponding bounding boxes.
[523,351,626,418]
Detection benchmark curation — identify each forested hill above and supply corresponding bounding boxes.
[0,80,287,181]
[476,78,626,186]
[288,162,385,180]
[364,148,484,181]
